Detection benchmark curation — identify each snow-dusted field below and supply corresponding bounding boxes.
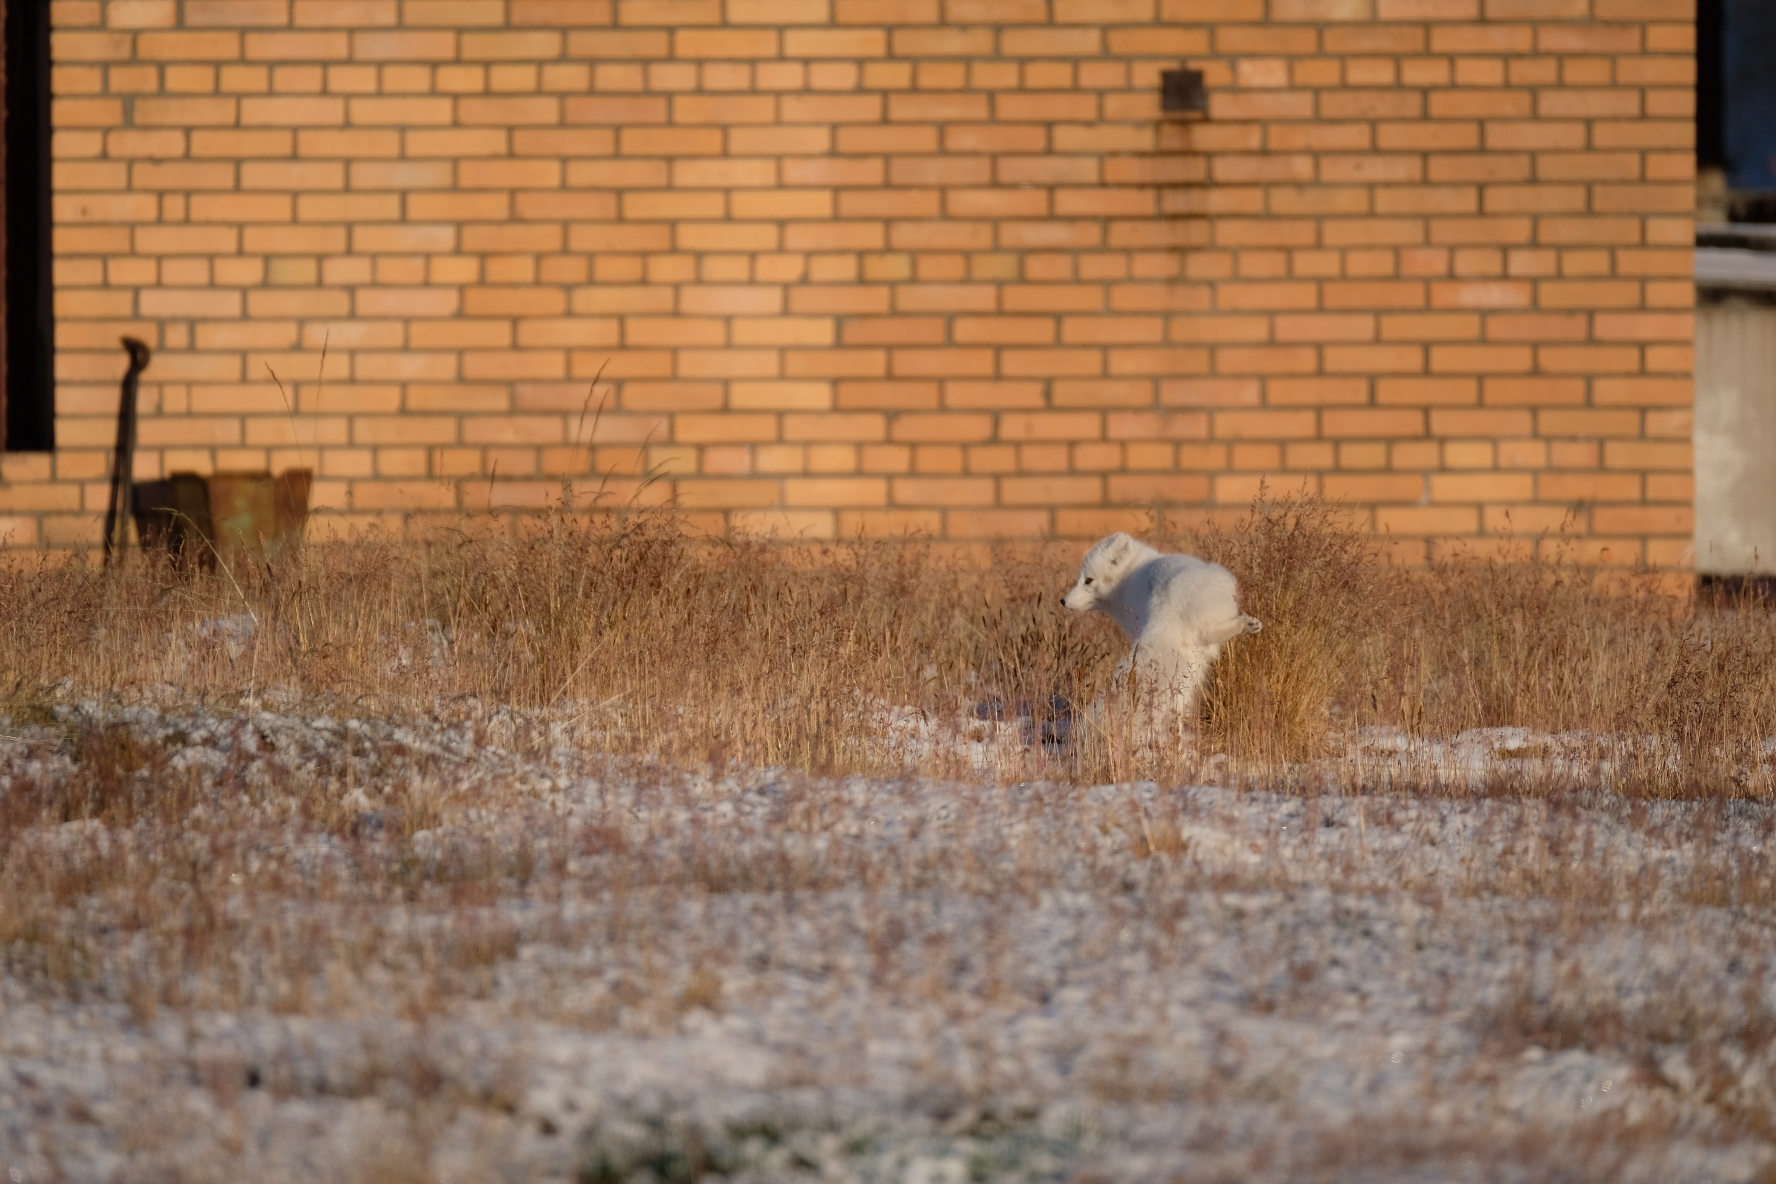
[4,704,1776,1183]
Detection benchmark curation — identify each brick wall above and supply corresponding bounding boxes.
[1,0,1694,563]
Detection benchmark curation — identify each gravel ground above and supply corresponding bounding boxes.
[3,703,1775,1183]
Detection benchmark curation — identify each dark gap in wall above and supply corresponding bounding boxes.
[1702,0,1776,224]
[2,0,54,453]
[1698,0,1724,175]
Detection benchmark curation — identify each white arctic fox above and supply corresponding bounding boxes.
[1062,533,1261,743]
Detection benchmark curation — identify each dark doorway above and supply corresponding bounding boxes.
[1698,0,1776,222]
[0,0,53,452]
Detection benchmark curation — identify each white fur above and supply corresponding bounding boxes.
[1062,533,1261,744]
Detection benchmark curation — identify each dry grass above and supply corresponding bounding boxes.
[4,497,1776,1181]
[4,493,1771,795]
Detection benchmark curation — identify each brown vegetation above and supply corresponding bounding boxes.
[3,494,1771,796]
[3,498,1775,1181]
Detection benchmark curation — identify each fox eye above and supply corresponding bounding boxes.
[1083,577,1093,586]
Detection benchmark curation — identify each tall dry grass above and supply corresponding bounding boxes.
[1193,497,1772,792]
[5,497,1776,1181]
[1189,495,1396,763]
[2,494,1773,796]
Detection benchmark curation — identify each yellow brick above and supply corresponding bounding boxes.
[783,477,885,506]
[675,479,780,509]
[14,0,1705,563]
[730,382,832,411]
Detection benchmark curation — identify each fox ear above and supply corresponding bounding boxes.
[1102,532,1137,562]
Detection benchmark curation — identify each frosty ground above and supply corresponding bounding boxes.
[4,702,1775,1184]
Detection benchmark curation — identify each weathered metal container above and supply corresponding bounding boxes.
[129,472,214,568]
[205,470,313,569]
[130,469,312,570]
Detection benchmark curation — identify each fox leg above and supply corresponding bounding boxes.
[1202,613,1263,646]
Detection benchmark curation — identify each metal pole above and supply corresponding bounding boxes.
[102,336,152,567]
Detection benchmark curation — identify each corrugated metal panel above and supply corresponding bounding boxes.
[1696,303,1776,575]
